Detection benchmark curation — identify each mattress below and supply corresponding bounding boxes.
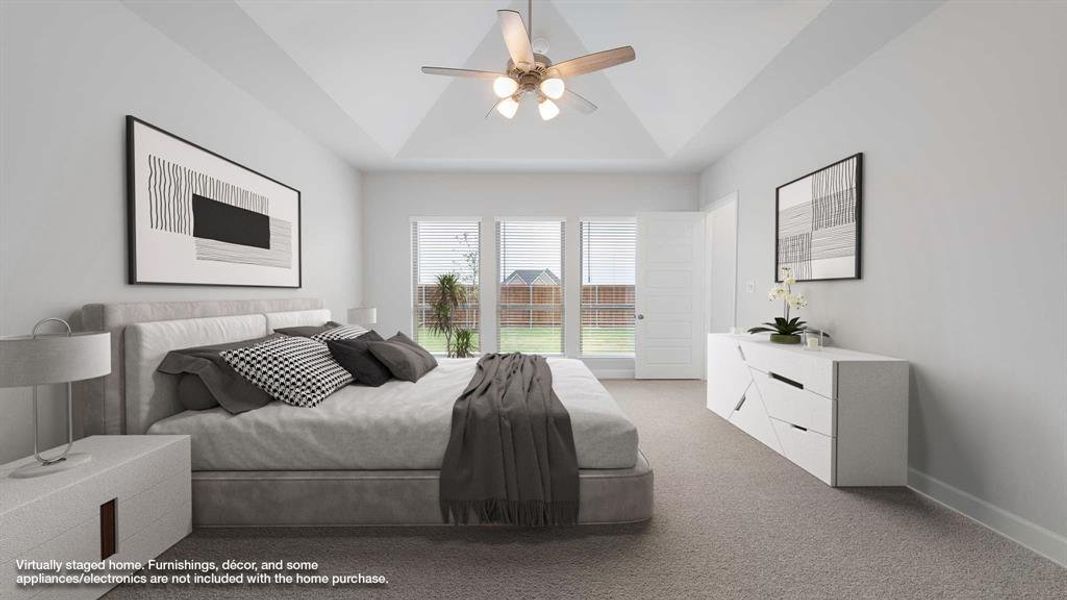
[147,357,639,471]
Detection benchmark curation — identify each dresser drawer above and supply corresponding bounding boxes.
[752,369,834,436]
[770,417,835,485]
[740,341,835,398]
[728,382,782,453]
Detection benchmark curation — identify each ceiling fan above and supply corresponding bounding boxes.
[421,0,636,121]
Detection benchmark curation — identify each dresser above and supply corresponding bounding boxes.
[1,435,191,599]
[707,334,908,486]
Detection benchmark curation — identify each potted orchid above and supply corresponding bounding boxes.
[748,267,809,344]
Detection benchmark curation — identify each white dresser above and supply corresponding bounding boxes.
[707,334,908,486]
[1,435,191,599]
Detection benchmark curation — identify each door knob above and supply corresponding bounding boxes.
[636,314,645,320]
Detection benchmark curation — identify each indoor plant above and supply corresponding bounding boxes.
[428,272,466,357]
[748,267,809,344]
[452,328,477,358]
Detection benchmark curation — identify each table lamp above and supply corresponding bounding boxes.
[347,307,377,327]
[0,318,111,477]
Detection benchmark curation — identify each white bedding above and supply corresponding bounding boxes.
[147,357,638,471]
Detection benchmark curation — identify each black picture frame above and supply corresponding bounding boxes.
[774,152,862,282]
[126,115,302,288]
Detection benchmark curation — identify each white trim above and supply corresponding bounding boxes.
[908,468,1067,567]
[495,215,567,222]
[589,368,635,379]
[409,215,482,222]
[577,216,637,223]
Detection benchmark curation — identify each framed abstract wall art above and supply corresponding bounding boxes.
[775,153,862,282]
[126,116,301,287]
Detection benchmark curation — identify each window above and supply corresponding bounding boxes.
[497,220,565,354]
[411,220,480,354]
[580,220,636,356]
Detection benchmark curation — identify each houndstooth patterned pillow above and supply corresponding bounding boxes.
[310,324,369,343]
[220,336,352,407]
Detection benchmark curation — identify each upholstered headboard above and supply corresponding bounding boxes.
[72,298,325,436]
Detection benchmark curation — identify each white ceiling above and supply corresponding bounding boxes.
[124,0,940,172]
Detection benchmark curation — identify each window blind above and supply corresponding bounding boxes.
[496,220,565,354]
[580,220,636,356]
[411,220,480,354]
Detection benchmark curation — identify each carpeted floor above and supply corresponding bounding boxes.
[107,380,1066,599]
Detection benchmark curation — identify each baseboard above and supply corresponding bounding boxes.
[908,468,1066,567]
[590,369,635,379]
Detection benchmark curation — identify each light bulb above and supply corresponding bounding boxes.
[492,76,518,99]
[539,77,565,100]
[538,98,560,121]
[496,97,519,119]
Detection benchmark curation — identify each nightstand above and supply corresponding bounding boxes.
[1,435,191,599]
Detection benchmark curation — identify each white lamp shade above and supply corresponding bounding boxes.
[495,97,519,119]
[0,332,111,387]
[538,98,560,121]
[346,307,377,326]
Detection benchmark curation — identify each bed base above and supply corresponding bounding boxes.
[192,453,653,526]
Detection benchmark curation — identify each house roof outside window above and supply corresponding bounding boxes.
[504,269,561,286]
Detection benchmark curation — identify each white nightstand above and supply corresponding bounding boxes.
[1,435,191,599]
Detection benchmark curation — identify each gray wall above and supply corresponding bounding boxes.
[0,1,364,463]
[700,1,1066,558]
[362,172,698,375]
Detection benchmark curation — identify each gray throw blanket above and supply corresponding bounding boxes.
[440,353,579,526]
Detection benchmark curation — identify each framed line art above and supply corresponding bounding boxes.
[775,153,862,282]
[126,116,302,287]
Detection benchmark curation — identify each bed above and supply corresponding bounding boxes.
[72,299,654,526]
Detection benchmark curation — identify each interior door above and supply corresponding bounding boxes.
[635,212,705,379]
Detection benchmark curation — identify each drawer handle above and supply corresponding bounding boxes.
[791,424,808,432]
[770,371,804,390]
[734,395,746,412]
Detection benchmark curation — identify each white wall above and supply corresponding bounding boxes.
[362,172,698,375]
[700,2,1066,562]
[0,1,364,463]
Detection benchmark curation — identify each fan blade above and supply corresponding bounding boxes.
[550,46,636,78]
[421,66,503,80]
[558,89,597,114]
[498,10,534,68]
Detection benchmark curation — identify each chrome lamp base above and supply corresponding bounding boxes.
[10,452,91,479]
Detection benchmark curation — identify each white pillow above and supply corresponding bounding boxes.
[220,336,352,407]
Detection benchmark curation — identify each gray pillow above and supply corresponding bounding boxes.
[367,332,438,383]
[158,335,280,413]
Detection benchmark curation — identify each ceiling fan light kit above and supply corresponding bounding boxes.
[540,77,565,100]
[421,0,635,121]
[493,76,519,99]
[538,97,560,121]
[496,97,520,119]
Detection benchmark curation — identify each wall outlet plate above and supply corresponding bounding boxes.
[746,280,756,293]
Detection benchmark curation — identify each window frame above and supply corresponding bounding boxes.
[410,217,482,356]
[578,217,637,358]
[495,217,567,356]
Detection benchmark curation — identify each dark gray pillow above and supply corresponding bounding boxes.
[327,331,391,387]
[158,335,279,413]
[274,321,344,337]
[176,374,218,411]
[367,332,438,383]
